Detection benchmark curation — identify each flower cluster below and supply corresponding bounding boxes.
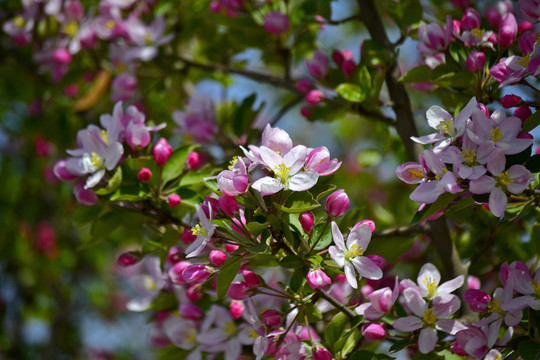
[396,97,533,217]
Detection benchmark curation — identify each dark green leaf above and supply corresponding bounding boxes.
[91,212,121,239]
[216,255,243,299]
[350,351,395,360]
[411,193,458,224]
[340,329,362,358]
[162,144,198,184]
[290,270,303,292]
[432,71,475,88]
[274,201,320,213]
[245,243,269,254]
[311,222,332,251]
[523,111,540,133]
[280,255,304,269]
[246,222,269,236]
[325,312,349,352]
[387,0,423,30]
[518,341,540,360]
[248,254,279,267]
[389,339,413,353]
[399,65,431,83]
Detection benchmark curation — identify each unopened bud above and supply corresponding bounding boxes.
[365,254,385,269]
[362,323,386,341]
[296,78,313,94]
[299,211,314,233]
[182,265,210,284]
[117,252,140,267]
[219,195,239,216]
[153,138,173,166]
[262,309,281,327]
[305,90,324,105]
[138,167,152,182]
[168,194,181,207]
[500,94,521,108]
[313,346,332,360]
[353,219,376,233]
[461,8,481,30]
[53,48,72,65]
[514,106,532,123]
[325,189,350,217]
[186,285,203,301]
[243,270,261,287]
[307,268,332,289]
[498,13,517,49]
[168,261,191,285]
[466,51,485,72]
[230,300,245,319]
[186,151,200,170]
[209,250,227,266]
[227,281,250,300]
[263,12,289,35]
[180,303,204,320]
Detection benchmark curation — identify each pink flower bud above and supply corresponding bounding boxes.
[467,275,481,289]
[335,274,347,283]
[466,51,485,72]
[464,289,491,312]
[365,254,385,269]
[299,211,314,233]
[53,48,72,65]
[262,309,281,327]
[219,195,238,216]
[230,300,245,319]
[362,323,386,341]
[153,138,173,166]
[33,136,50,157]
[500,94,521,108]
[518,132,533,140]
[307,268,332,289]
[180,229,197,245]
[305,90,324,105]
[186,151,200,170]
[313,346,332,360]
[54,159,77,181]
[225,244,239,253]
[138,167,152,182]
[209,1,221,13]
[182,265,210,284]
[519,20,534,33]
[117,252,140,267]
[477,103,490,118]
[332,50,345,65]
[243,270,261,287]
[168,261,191,285]
[186,285,203,301]
[514,106,532,123]
[228,281,250,300]
[209,250,227,266]
[263,12,289,35]
[498,13,517,49]
[325,189,350,217]
[300,106,313,118]
[306,50,329,78]
[180,303,204,320]
[63,83,79,97]
[361,284,374,297]
[342,59,356,76]
[167,246,183,264]
[296,78,313,94]
[168,194,181,207]
[461,8,481,30]
[353,219,376,233]
[74,181,99,206]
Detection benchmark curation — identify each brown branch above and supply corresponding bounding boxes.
[372,223,428,238]
[323,14,362,25]
[316,289,356,319]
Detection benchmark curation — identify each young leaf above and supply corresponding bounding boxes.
[325,312,349,352]
[216,255,243,299]
[161,144,198,184]
[336,83,366,103]
[94,167,122,195]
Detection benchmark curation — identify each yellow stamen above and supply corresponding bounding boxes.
[408,168,424,179]
[494,355,502,360]
[423,276,438,299]
[517,54,530,68]
[106,20,115,29]
[496,171,513,188]
[461,149,477,166]
[423,308,437,326]
[228,156,239,170]
[64,21,78,37]
[434,168,448,181]
[90,152,102,167]
[532,280,540,297]
[248,329,260,339]
[344,243,364,261]
[191,223,208,237]
[490,127,503,142]
[183,329,197,346]
[100,129,109,144]
[487,299,505,315]
[142,275,157,291]
[224,321,236,335]
[13,15,26,28]
[145,33,152,45]
[436,119,455,136]
[273,163,291,184]
[471,28,485,38]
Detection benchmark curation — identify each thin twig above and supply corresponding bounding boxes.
[323,14,362,25]
[316,289,356,319]
[372,223,429,238]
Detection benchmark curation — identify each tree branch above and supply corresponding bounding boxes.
[316,289,356,319]
[323,14,362,25]
[372,223,428,238]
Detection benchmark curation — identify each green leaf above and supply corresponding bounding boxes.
[387,0,423,30]
[246,222,269,236]
[109,193,144,202]
[325,312,349,352]
[389,339,413,353]
[300,303,323,322]
[280,255,304,269]
[248,254,279,267]
[336,83,366,103]
[245,243,269,254]
[94,167,122,195]
[525,155,540,173]
[216,255,243,299]
[411,193,458,224]
[432,71,475,88]
[350,351,395,360]
[274,201,320,213]
[91,212,121,239]
[311,222,332,251]
[519,341,540,360]
[340,329,362,358]
[399,65,431,83]
[523,111,540,133]
[161,144,198,184]
[290,270,303,292]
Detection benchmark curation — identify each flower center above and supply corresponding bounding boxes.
[228,156,239,170]
[100,129,109,144]
[436,119,455,137]
[532,280,540,297]
[423,276,438,298]
[490,126,503,142]
[64,21,78,37]
[471,28,485,38]
[422,308,437,326]
[191,223,208,237]
[434,168,448,181]
[273,163,291,184]
[248,329,260,339]
[142,275,157,291]
[408,168,424,179]
[14,15,26,28]
[224,321,237,336]
[145,33,152,45]
[487,299,505,315]
[183,328,197,346]
[90,152,103,168]
[344,243,364,261]
[461,149,477,166]
[517,53,530,68]
[496,171,513,189]
[106,20,116,29]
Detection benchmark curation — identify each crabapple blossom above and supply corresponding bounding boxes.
[307,268,332,290]
[325,189,350,217]
[185,204,217,258]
